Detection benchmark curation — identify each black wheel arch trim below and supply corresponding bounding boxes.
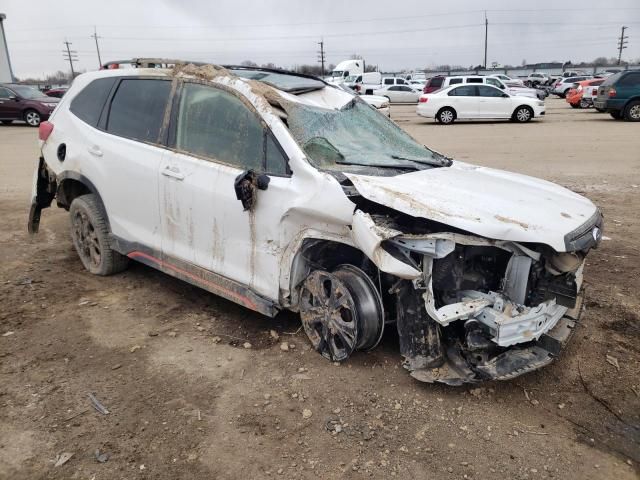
[56,171,111,231]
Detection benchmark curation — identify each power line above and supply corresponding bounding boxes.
[617,26,629,65]
[91,26,102,67]
[62,40,77,77]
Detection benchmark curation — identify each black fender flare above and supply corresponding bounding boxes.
[56,171,112,231]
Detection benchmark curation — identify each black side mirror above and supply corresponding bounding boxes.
[502,93,510,98]
[234,169,270,211]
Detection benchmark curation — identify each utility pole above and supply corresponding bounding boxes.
[317,39,326,77]
[91,26,102,67]
[483,11,488,69]
[63,40,78,78]
[617,26,629,65]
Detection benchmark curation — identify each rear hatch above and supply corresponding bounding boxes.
[596,72,622,100]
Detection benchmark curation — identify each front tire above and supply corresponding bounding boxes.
[23,109,41,127]
[623,101,640,122]
[513,105,533,122]
[436,107,456,124]
[579,99,590,109]
[610,111,622,120]
[69,194,129,276]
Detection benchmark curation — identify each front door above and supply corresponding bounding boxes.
[446,85,478,118]
[476,85,512,118]
[159,81,292,301]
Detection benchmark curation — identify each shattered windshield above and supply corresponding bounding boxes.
[286,98,450,170]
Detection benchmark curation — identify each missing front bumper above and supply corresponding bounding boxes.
[408,295,582,385]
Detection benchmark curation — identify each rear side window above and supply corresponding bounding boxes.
[70,78,116,127]
[449,78,463,85]
[106,79,171,143]
[467,78,483,84]
[449,86,476,96]
[384,78,393,85]
[619,73,640,86]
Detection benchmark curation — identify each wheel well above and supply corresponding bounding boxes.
[288,239,370,309]
[57,178,91,210]
[436,106,457,119]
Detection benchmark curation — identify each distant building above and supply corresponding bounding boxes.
[0,13,15,82]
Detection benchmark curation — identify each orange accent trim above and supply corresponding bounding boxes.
[127,251,257,310]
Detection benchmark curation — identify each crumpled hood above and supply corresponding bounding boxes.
[345,161,598,252]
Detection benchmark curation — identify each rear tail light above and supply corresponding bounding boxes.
[592,88,598,95]
[38,121,54,141]
[609,88,616,97]
[419,97,428,103]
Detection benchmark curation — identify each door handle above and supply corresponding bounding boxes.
[162,166,185,180]
[88,145,103,157]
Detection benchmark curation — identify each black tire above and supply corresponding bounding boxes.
[513,105,533,123]
[579,99,590,109]
[623,100,640,122]
[69,194,129,276]
[610,111,622,120]
[570,103,580,109]
[23,109,41,127]
[1,120,13,125]
[436,107,456,124]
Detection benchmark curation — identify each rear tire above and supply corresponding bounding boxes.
[579,99,590,109]
[23,109,41,127]
[513,105,533,123]
[436,107,456,124]
[1,120,13,125]
[623,100,640,122]
[69,194,129,276]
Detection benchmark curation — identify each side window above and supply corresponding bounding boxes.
[388,86,400,91]
[619,73,640,86]
[356,76,362,82]
[400,86,412,91]
[478,86,504,97]
[69,77,117,127]
[106,79,171,143]
[175,83,263,170]
[467,78,483,84]
[0,87,12,98]
[397,79,406,85]
[449,78,463,85]
[449,86,476,96]
[430,77,443,88]
[486,78,501,87]
[266,134,288,176]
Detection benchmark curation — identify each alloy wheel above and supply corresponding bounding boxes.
[629,104,640,120]
[516,108,531,122]
[25,111,41,127]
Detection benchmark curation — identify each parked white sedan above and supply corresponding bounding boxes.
[373,85,421,103]
[416,84,545,124]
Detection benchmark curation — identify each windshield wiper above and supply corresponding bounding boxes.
[391,155,451,167]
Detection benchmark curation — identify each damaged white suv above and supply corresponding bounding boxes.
[30,59,603,385]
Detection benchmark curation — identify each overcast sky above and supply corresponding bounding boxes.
[2,0,640,78]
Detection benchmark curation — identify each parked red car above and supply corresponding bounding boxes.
[0,84,59,127]
[44,87,68,98]
[566,79,604,109]
[423,75,445,94]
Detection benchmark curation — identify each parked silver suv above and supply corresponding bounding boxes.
[29,59,602,385]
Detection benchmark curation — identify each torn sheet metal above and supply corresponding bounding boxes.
[345,162,598,252]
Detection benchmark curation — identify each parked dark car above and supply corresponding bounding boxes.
[0,84,60,127]
[594,71,640,121]
[423,75,445,94]
[44,87,68,98]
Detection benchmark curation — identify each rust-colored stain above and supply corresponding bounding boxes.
[494,214,529,230]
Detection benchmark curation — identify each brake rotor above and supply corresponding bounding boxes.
[300,270,359,362]
[333,265,385,351]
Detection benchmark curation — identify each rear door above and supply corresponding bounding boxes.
[446,85,478,118]
[97,77,173,252]
[0,87,21,120]
[616,72,640,99]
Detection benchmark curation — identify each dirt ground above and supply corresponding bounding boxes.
[1,98,638,480]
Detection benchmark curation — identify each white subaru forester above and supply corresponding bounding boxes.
[29,59,603,385]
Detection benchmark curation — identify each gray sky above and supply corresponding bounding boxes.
[3,0,640,78]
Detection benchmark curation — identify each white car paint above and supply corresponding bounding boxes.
[32,64,601,383]
[373,85,421,103]
[489,74,525,87]
[416,84,545,122]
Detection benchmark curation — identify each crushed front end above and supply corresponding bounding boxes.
[370,211,603,385]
